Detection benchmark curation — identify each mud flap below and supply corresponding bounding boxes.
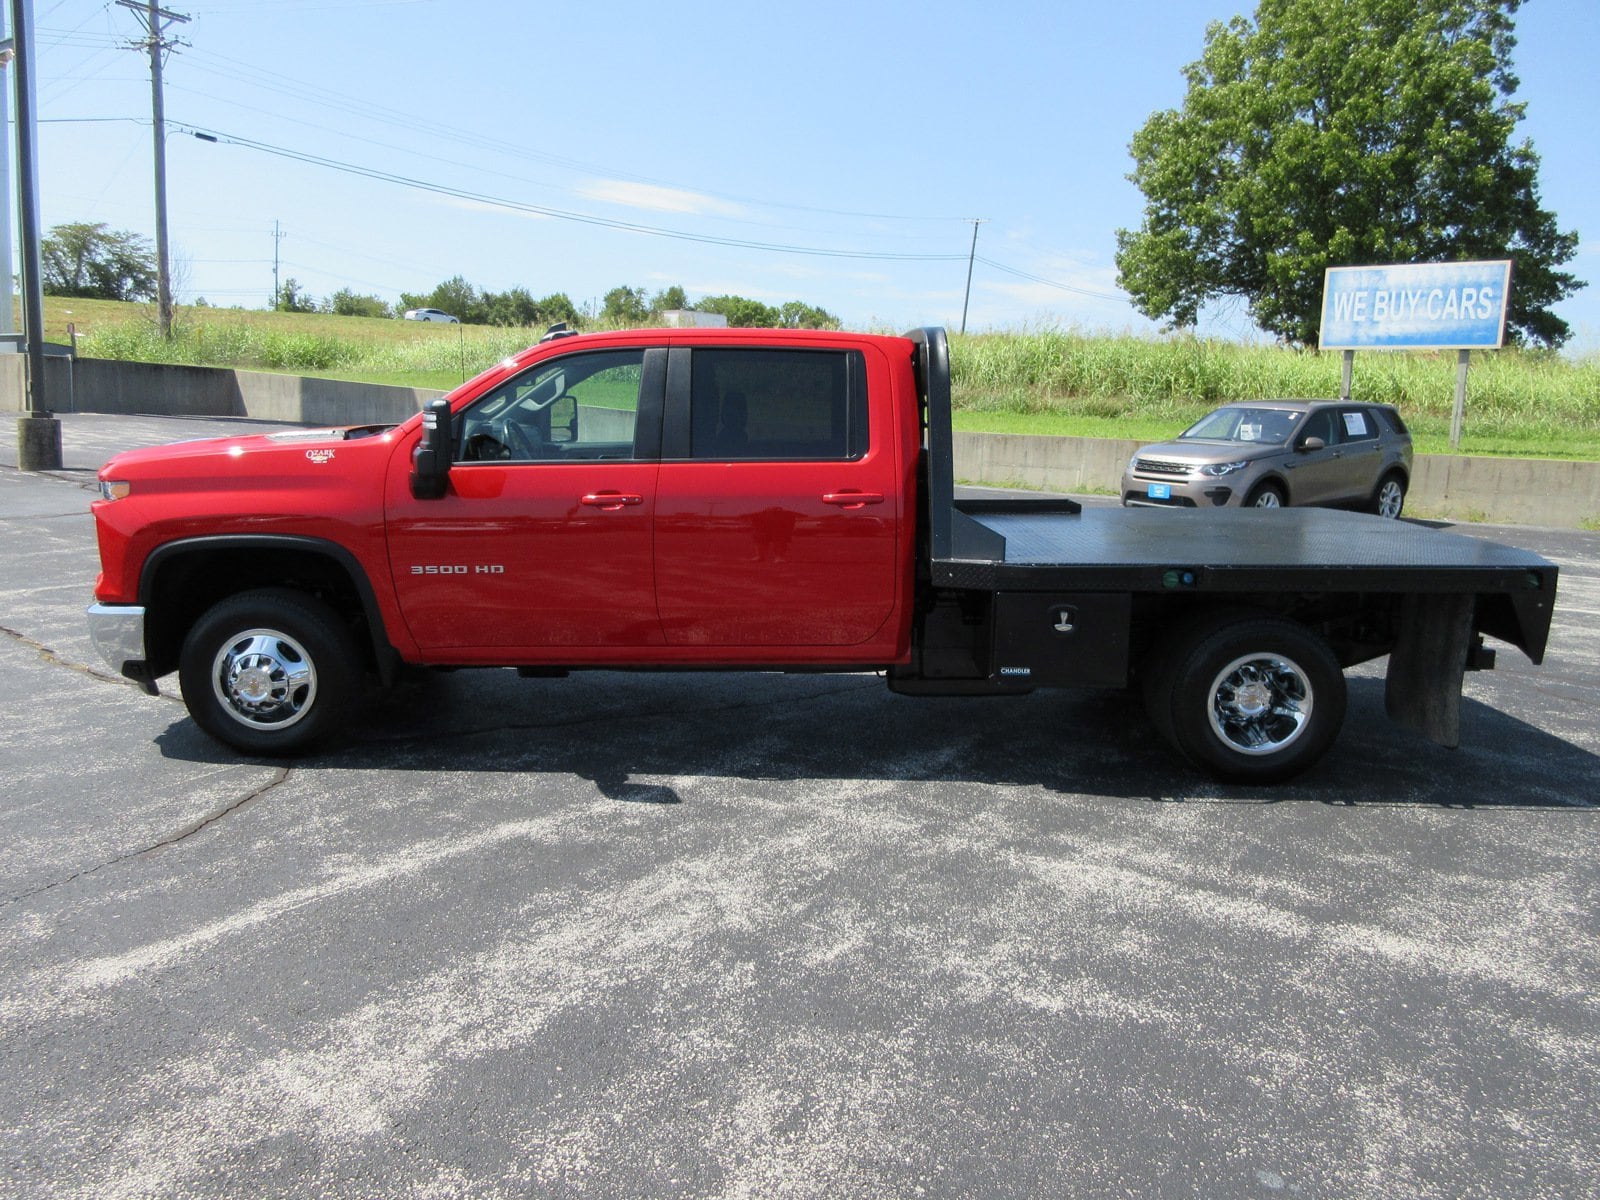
[1384,593,1474,748]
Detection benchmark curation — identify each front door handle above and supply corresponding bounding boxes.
[822,491,885,509]
[581,491,643,510]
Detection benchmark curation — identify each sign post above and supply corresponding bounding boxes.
[1319,260,1513,451]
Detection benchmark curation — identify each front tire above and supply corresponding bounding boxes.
[1245,482,1285,509]
[1144,613,1345,783]
[179,589,361,755]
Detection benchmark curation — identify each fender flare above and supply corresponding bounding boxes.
[139,534,403,684]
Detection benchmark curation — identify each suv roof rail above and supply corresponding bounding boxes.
[540,322,579,343]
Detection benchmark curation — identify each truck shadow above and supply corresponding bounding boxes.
[154,670,1600,810]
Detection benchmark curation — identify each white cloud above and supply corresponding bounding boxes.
[578,179,745,218]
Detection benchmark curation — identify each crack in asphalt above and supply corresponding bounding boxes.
[0,623,181,702]
[3,768,293,907]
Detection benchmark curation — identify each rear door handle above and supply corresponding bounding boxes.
[581,491,643,510]
[821,491,885,509]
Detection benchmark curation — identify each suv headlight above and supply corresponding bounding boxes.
[98,480,132,501]
[1199,460,1251,477]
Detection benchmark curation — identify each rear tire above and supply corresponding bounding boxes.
[178,588,361,755]
[1371,472,1407,519]
[1143,612,1345,783]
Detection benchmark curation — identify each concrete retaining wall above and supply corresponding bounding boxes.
[6,356,1597,528]
[0,354,441,427]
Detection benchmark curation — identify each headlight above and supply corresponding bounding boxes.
[99,480,132,501]
[1199,460,1251,477]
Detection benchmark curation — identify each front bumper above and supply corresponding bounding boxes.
[86,603,156,693]
[1120,474,1235,508]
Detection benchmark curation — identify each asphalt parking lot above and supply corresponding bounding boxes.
[3,413,1599,1199]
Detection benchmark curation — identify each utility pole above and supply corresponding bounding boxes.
[10,0,61,470]
[0,6,14,355]
[960,218,986,335]
[118,0,188,339]
[271,220,285,309]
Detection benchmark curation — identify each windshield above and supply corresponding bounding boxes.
[1180,407,1303,446]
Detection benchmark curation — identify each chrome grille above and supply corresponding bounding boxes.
[1134,458,1190,476]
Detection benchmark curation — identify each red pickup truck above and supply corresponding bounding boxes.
[88,326,1557,783]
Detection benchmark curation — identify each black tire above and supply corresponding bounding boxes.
[1371,472,1407,519]
[1144,613,1345,784]
[178,588,361,755]
[1245,481,1286,509]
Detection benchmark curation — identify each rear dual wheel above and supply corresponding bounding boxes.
[1143,612,1346,784]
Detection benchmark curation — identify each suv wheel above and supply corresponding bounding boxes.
[1372,473,1407,519]
[1245,482,1285,509]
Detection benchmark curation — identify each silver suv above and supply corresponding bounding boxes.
[1120,400,1413,518]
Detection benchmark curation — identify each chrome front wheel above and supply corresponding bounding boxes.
[180,589,360,754]
[211,628,318,732]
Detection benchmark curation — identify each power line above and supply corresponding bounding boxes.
[174,42,972,226]
[975,256,1131,305]
[174,124,972,264]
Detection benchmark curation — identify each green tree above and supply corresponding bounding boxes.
[484,286,541,327]
[41,222,158,301]
[536,292,581,327]
[696,294,781,327]
[602,285,650,325]
[428,276,485,324]
[779,300,840,330]
[328,288,391,318]
[650,285,689,316]
[1115,0,1583,347]
[275,278,317,313]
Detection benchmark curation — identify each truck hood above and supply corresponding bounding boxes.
[100,424,401,479]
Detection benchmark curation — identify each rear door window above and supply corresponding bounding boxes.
[1338,409,1378,443]
[684,348,867,461]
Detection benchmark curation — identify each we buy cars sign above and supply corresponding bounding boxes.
[1319,260,1512,350]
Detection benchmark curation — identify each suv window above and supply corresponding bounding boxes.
[1299,409,1339,446]
[457,350,644,462]
[688,348,867,461]
[1338,408,1378,442]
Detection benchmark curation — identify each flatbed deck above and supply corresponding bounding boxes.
[934,500,1559,660]
[968,502,1550,578]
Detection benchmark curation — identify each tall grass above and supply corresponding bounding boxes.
[79,316,537,379]
[67,301,1600,453]
[950,330,1600,442]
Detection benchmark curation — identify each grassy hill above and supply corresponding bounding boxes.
[42,297,1600,458]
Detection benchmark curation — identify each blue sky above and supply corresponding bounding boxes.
[24,0,1600,352]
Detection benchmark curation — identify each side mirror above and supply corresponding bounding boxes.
[1297,435,1326,453]
[411,398,453,499]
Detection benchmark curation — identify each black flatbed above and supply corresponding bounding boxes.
[958,501,1554,591]
[909,325,1559,665]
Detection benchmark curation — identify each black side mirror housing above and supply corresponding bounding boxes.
[411,398,453,499]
